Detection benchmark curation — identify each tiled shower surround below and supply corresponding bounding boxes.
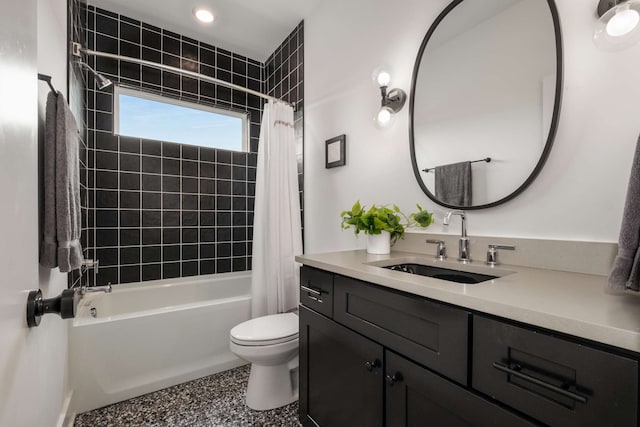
[85,7,304,285]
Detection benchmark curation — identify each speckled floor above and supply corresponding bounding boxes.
[74,365,302,427]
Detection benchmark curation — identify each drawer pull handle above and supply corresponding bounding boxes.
[493,362,588,404]
[385,373,403,386]
[301,285,322,297]
[364,359,381,372]
[301,285,323,303]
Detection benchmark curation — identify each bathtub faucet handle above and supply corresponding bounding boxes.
[82,258,99,275]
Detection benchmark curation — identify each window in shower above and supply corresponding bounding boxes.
[114,86,248,152]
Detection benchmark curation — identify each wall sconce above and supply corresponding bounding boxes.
[372,68,406,128]
[594,0,640,51]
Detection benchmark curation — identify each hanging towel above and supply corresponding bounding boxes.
[435,161,472,206]
[251,100,303,317]
[608,135,640,291]
[40,91,83,272]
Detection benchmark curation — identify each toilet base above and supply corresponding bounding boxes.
[246,357,299,410]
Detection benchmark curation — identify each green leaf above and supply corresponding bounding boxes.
[340,200,434,240]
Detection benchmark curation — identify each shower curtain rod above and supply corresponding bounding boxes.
[71,42,295,109]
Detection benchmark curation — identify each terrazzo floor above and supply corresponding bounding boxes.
[74,365,303,427]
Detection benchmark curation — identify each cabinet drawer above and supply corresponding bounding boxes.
[300,266,334,318]
[473,316,638,427]
[334,275,470,385]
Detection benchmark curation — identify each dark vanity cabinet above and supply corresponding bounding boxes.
[298,265,640,427]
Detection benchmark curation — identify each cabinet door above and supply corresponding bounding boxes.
[299,306,383,427]
[386,351,537,427]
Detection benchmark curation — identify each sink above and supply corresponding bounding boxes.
[383,263,498,284]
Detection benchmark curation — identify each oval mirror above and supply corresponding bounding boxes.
[410,0,562,209]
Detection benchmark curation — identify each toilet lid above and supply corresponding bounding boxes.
[230,312,298,346]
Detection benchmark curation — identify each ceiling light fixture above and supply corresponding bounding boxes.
[594,0,640,51]
[193,7,215,24]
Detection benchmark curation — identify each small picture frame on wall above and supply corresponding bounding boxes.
[325,134,346,168]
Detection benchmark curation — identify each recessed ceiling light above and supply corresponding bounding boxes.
[193,7,214,24]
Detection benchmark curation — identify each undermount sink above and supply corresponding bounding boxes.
[383,263,498,284]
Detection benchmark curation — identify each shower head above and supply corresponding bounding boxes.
[76,61,113,89]
[94,73,113,90]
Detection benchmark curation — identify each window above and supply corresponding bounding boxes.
[114,87,247,151]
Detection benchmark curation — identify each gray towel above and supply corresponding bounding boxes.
[609,135,640,291]
[435,161,472,206]
[39,91,83,272]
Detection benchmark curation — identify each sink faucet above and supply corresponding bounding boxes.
[443,210,471,263]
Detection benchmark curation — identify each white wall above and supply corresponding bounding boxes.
[0,0,71,426]
[36,0,73,424]
[304,0,640,253]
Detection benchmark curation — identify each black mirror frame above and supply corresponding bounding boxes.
[409,0,563,210]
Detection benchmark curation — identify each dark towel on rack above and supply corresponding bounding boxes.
[609,135,640,291]
[39,91,83,272]
[435,161,472,206]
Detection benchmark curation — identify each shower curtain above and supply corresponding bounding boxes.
[251,100,302,317]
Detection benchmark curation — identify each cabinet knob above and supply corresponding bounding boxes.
[385,372,403,386]
[364,359,381,372]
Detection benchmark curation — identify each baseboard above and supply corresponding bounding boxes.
[56,390,75,427]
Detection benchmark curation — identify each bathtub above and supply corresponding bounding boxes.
[69,272,251,414]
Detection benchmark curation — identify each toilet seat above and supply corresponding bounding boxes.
[230,312,298,346]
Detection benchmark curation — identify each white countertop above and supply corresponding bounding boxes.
[296,250,640,353]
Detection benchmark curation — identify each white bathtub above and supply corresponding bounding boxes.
[69,272,251,414]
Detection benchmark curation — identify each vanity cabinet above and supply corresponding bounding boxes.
[298,266,640,427]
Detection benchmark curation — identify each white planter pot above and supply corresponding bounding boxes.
[366,231,391,254]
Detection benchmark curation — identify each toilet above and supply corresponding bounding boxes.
[229,312,299,410]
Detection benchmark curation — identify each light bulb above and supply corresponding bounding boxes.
[607,6,639,36]
[375,106,395,128]
[594,0,640,50]
[376,70,391,87]
[372,67,391,87]
[194,8,214,24]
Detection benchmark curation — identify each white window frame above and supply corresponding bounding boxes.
[113,86,249,152]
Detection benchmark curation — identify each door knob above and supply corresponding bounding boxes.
[385,372,403,386]
[364,359,381,372]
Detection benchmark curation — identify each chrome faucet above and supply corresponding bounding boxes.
[443,210,471,263]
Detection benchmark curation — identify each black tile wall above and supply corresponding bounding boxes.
[84,7,304,285]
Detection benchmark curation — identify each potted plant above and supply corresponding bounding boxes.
[340,201,434,254]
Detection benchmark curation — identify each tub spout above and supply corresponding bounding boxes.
[80,284,112,295]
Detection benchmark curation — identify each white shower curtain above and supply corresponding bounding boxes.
[251,100,302,318]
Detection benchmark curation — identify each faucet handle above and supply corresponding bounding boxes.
[486,244,515,266]
[426,239,447,260]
